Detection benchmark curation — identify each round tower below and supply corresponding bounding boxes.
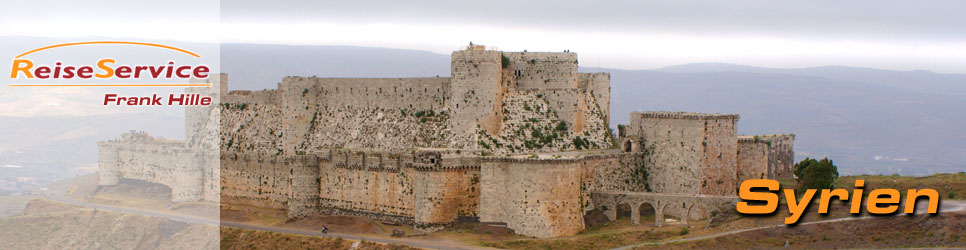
[97,141,120,186]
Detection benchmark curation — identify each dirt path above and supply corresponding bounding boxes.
[608,200,966,250]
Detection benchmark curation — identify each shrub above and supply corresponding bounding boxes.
[793,157,839,192]
[555,121,568,131]
[573,136,586,150]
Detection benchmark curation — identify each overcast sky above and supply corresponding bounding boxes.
[2,0,965,72]
[220,0,966,73]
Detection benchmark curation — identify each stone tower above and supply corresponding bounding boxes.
[447,44,503,148]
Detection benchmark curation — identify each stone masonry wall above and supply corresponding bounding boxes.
[280,77,449,111]
[220,152,291,209]
[631,115,705,194]
[767,135,795,179]
[503,52,578,90]
[320,150,417,221]
[98,132,216,203]
[737,139,769,184]
[479,158,584,238]
[411,166,480,227]
[448,49,503,149]
[576,153,648,212]
[737,134,795,180]
[626,112,739,195]
[578,73,610,121]
[701,117,738,195]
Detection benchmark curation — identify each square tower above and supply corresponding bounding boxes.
[623,112,739,195]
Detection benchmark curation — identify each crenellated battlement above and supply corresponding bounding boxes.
[632,111,740,120]
[738,134,795,143]
[737,134,795,180]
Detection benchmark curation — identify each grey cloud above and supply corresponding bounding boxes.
[222,0,966,41]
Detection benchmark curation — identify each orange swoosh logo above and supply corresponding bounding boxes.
[15,41,201,58]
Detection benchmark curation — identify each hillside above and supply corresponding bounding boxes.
[0,199,217,249]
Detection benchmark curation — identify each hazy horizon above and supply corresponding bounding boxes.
[2,0,965,73]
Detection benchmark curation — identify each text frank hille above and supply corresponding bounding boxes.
[104,93,211,106]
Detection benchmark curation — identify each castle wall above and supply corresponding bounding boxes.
[632,115,705,194]
[737,139,769,183]
[221,148,482,228]
[766,135,795,179]
[288,155,321,218]
[98,144,121,186]
[503,52,578,89]
[627,112,739,195]
[701,118,738,195]
[412,166,480,227]
[479,158,584,238]
[218,48,611,155]
[279,77,449,111]
[578,73,610,121]
[737,134,795,180]
[576,153,648,212]
[97,134,214,202]
[220,153,291,209]
[319,150,416,221]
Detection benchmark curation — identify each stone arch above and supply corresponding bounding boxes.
[661,200,685,221]
[616,202,633,220]
[689,203,709,220]
[635,201,657,226]
[623,140,633,152]
[638,201,656,216]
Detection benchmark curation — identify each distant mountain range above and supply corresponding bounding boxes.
[222,44,966,175]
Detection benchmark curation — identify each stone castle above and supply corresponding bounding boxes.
[97,44,795,238]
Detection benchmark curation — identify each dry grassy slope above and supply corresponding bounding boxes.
[837,173,966,200]
[0,199,217,249]
[640,212,966,249]
[220,227,419,250]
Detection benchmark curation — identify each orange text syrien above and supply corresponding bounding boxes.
[736,179,940,224]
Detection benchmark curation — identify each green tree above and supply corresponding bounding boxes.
[793,157,839,192]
